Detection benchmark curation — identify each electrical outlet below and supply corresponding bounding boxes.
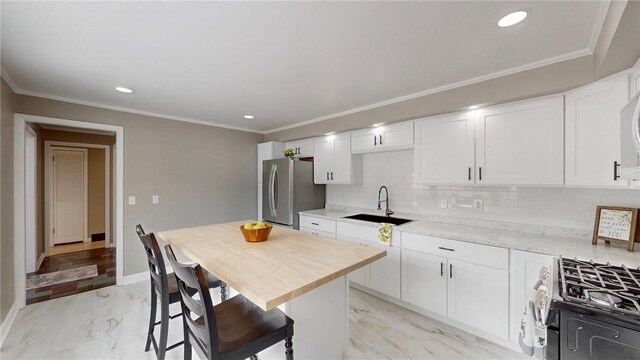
[128,196,136,205]
[152,195,159,204]
[474,199,483,211]
[440,199,448,208]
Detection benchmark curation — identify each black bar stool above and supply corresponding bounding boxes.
[165,244,295,360]
[136,225,227,360]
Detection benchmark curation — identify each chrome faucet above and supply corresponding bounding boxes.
[377,185,394,217]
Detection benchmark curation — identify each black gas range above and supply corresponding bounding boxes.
[547,257,640,360]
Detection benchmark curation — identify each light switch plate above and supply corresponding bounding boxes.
[152,195,159,204]
[474,199,483,211]
[440,199,448,208]
[128,196,136,205]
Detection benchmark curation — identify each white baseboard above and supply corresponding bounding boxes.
[36,253,45,271]
[0,301,20,348]
[122,271,149,285]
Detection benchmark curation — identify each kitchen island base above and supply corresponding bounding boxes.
[255,276,349,360]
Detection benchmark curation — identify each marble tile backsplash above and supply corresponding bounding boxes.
[326,150,640,231]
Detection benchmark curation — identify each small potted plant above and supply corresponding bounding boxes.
[283,148,296,159]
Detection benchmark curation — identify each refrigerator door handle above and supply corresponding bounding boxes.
[268,164,276,217]
[274,168,279,210]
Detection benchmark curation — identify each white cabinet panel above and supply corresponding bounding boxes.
[414,112,475,184]
[447,259,509,339]
[378,122,414,150]
[476,96,564,185]
[313,137,333,184]
[285,139,314,158]
[333,133,352,183]
[299,215,336,233]
[401,249,447,316]
[367,242,401,299]
[565,74,630,187]
[351,122,413,154]
[351,128,379,153]
[314,133,360,184]
[335,234,368,286]
[509,250,554,343]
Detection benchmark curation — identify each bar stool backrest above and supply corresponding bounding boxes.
[165,244,219,360]
[136,225,169,300]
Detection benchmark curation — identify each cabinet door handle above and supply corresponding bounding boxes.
[468,167,471,181]
[479,166,482,181]
[379,134,383,145]
[331,172,334,180]
[374,135,377,146]
[326,172,329,180]
[438,246,455,252]
[311,222,319,226]
[450,264,453,279]
[440,262,444,277]
[614,161,621,181]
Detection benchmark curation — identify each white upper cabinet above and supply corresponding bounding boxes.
[414,112,475,184]
[476,96,564,185]
[285,138,314,158]
[313,133,361,184]
[565,74,630,187]
[351,122,413,154]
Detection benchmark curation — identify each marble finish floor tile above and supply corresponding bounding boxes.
[3,281,526,359]
[345,287,527,360]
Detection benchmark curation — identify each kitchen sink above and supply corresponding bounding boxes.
[342,213,413,226]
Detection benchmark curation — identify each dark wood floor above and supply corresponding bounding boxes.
[26,247,116,305]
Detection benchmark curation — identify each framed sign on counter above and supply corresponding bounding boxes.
[592,206,640,252]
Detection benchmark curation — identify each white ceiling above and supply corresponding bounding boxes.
[1,1,608,133]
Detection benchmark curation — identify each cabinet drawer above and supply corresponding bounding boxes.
[299,216,336,233]
[299,227,336,239]
[402,232,508,270]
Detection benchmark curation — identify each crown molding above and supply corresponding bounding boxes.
[264,48,592,134]
[1,67,20,93]
[14,88,264,134]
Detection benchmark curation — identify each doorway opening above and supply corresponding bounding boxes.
[14,114,123,309]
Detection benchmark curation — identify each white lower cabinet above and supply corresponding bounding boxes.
[509,250,554,343]
[402,249,447,316]
[367,242,401,298]
[336,221,401,298]
[299,227,336,239]
[447,259,509,339]
[401,232,510,340]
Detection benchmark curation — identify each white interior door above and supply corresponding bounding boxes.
[52,148,88,245]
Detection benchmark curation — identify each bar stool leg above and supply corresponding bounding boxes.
[157,298,170,360]
[249,355,258,360]
[145,286,157,352]
[285,337,293,360]
[183,329,192,360]
[220,283,228,302]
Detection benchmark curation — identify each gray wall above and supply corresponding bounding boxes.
[15,94,263,276]
[1,78,16,323]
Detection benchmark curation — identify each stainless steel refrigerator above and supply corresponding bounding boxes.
[262,158,325,229]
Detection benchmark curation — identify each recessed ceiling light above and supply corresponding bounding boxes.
[325,132,336,136]
[373,123,382,127]
[468,105,479,110]
[243,115,254,119]
[115,86,133,94]
[498,11,528,27]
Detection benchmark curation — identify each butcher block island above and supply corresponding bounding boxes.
[157,220,386,359]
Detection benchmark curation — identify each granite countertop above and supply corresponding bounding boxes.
[299,208,640,267]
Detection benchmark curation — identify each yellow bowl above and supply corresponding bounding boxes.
[240,223,273,242]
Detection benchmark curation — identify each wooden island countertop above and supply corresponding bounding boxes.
[157,221,386,311]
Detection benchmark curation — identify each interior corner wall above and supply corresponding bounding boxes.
[1,78,17,323]
[15,95,264,276]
